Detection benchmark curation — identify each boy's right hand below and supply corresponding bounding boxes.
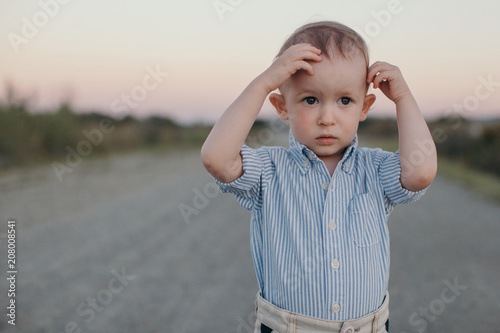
[258,43,322,94]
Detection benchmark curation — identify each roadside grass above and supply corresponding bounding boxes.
[0,123,212,181]
[359,135,500,203]
[436,158,500,202]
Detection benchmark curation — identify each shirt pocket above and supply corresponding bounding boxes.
[348,192,382,247]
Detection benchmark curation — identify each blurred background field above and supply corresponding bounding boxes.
[0,83,212,170]
[2,83,499,202]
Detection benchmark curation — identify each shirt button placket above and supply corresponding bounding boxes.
[329,221,337,231]
[322,182,329,191]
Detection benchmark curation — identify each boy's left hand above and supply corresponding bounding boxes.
[367,61,411,104]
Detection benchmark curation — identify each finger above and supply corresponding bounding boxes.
[367,61,392,83]
[285,60,315,77]
[297,43,322,55]
[367,66,385,84]
[299,61,315,76]
[372,74,383,89]
[369,61,391,71]
[282,44,322,66]
[372,71,392,89]
[287,43,322,56]
[295,49,322,63]
[367,67,382,84]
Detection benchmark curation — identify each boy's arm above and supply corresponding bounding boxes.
[201,44,322,183]
[367,61,437,192]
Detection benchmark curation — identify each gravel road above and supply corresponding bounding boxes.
[0,146,499,332]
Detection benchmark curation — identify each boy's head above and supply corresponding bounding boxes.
[277,21,370,82]
[269,21,376,163]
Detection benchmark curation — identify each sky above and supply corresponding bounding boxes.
[1,0,500,123]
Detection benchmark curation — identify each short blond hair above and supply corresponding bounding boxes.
[277,21,369,68]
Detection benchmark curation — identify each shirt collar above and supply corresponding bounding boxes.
[288,130,357,175]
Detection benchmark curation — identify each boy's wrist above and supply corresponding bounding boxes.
[394,91,417,109]
[250,73,277,97]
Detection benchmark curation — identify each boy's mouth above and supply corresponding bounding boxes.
[315,134,337,145]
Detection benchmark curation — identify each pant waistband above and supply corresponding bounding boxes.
[255,293,389,333]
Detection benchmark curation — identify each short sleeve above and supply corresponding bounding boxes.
[213,145,264,211]
[379,150,427,204]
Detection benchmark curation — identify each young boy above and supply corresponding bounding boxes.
[201,21,437,333]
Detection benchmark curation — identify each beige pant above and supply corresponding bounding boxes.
[254,293,389,333]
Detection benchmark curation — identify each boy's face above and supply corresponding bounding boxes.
[270,53,375,164]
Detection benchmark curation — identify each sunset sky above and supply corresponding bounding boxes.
[2,0,499,123]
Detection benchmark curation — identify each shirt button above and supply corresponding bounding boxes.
[307,152,314,160]
[331,259,340,269]
[329,221,337,231]
[344,328,353,333]
[322,182,329,191]
[332,304,341,313]
[345,161,351,169]
[302,161,310,168]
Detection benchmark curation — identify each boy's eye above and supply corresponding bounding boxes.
[338,97,352,106]
[303,97,318,105]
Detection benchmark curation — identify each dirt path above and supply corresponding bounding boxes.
[0,148,498,332]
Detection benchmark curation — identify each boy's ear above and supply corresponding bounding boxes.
[360,94,376,121]
[269,93,288,120]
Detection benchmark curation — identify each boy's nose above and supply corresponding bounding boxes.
[317,106,336,126]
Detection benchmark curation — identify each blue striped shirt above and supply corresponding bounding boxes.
[214,131,426,320]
